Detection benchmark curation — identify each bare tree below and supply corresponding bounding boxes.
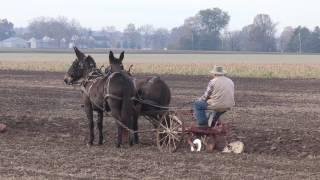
[198,8,230,33]
[137,25,155,49]
[279,26,294,52]
[123,23,142,49]
[28,16,81,40]
[0,19,15,40]
[151,28,169,50]
[239,14,277,52]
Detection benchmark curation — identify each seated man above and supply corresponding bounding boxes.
[194,65,235,127]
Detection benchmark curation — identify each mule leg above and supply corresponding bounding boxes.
[133,104,141,144]
[133,115,139,144]
[97,110,104,145]
[109,102,122,148]
[133,109,141,144]
[84,100,94,146]
[129,116,134,146]
[116,125,122,148]
[124,108,134,147]
[112,114,123,148]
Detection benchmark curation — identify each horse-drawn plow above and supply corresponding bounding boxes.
[62,47,243,153]
[155,109,233,153]
[113,100,244,154]
[158,111,243,153]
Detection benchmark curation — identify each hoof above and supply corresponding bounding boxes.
[87,142,93,147]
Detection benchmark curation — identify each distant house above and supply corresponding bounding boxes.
[29,38,37,48]
[91,31,111,48]
[68,42,75,49]
[29,36,63,49]
[40,36,59,48]
[69,35,97,49]
[60,38,68,49]
[93,35,110,48]
[0,37,28,48]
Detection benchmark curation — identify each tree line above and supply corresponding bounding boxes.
[1,7,320,53]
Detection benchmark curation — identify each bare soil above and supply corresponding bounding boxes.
[1,70,320,179]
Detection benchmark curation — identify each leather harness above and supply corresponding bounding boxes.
[80,71,131,111]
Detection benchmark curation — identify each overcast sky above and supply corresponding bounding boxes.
[1,0,319,32]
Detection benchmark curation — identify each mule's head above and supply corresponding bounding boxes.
[107,51,125,72]
[64,47,96,85]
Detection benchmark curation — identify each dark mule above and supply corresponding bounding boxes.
[64,47,135,147]
[106,52,171,144]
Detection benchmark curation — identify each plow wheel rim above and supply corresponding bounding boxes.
[156,112,184,153]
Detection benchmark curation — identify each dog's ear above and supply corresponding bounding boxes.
[74,46,85,60]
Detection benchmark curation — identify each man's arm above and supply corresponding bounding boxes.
[200,80,214,101]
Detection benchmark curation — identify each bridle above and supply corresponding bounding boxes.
[68,57,100,85]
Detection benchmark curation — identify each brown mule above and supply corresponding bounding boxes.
[105,51,171,144]
[64,47,135,147]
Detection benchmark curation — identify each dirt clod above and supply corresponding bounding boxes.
[0,123,6,133]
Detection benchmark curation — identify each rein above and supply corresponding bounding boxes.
[78,70,195,113]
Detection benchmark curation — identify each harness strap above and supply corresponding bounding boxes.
[80,85,88,96]
[81,70,141,112]
[80,84,105,111]
[105,72,120,100]
[131,77,137,90]
[104,73,135,101]
[104,94,123,100]
[131,97,169,110]
[81,72,134,111]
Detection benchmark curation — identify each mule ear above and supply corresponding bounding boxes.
[119,51,125,62]
[86,55,96,67]
[109,51,114,59]
[74,46,85,59]
[109,51,115,64]
[86,55,94,61]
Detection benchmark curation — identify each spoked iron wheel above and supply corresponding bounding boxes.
[156,112,184,153]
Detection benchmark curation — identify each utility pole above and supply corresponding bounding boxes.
[191,31,194,50]
[298,30,302,54]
